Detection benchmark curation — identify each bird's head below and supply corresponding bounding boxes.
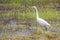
[32,6,37,9]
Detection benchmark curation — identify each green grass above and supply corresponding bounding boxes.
[0,4,60,40]
[1,4,60,22]
[17,7,59,22]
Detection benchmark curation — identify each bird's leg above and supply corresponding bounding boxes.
[41,26,46,31]
[45,27,47,31]
[42,26,48,31]
[46,26,50,31]
[45,26,51,34]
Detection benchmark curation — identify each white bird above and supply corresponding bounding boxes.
[33,6,50,31]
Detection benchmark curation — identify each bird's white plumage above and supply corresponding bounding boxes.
[37,18,50,27]
[33,6,50,30]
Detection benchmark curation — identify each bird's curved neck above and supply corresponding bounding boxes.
[34,7,39,18]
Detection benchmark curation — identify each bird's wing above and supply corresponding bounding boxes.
[37,18,50,26]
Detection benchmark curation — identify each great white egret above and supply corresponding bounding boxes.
[33,6,50,31]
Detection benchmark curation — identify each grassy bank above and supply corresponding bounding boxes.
[0,2,60,40]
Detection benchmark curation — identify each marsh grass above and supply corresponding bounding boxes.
[0,4,60,40]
